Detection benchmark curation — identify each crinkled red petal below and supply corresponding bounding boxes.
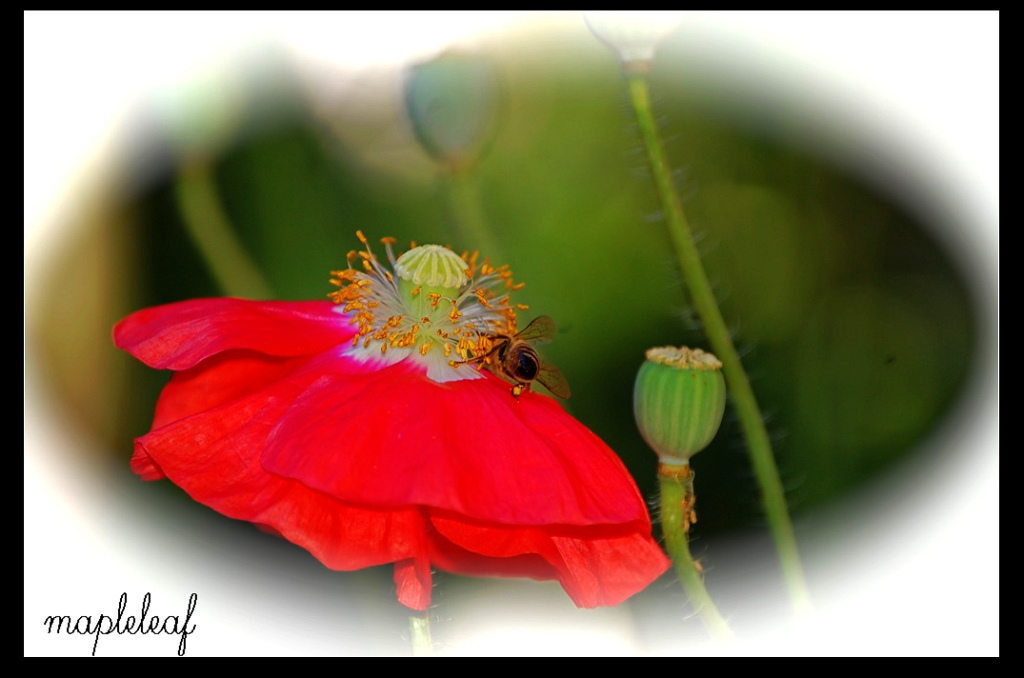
[261,358,652,528]
[131,350,309,480]
[393,556,433,611]
[132,358,429,572]
[151,351,312,429]
[426,513,670,608]
[113,298,355,370]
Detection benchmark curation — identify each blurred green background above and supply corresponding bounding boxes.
[26,17,988,652]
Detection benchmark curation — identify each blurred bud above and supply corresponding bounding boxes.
[404,51,501,172]
[584,11,683,72]
[634,346,726,463]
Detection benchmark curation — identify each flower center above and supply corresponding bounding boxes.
[328,231,525,382]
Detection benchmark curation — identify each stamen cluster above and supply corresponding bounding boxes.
[328,231,526,382]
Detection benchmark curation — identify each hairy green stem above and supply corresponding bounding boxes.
[175,158,272,299]
[659,463,735,642]
[409,612,433,656]
[627,71,812,614]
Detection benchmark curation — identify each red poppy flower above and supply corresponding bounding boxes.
[114,233,669,610]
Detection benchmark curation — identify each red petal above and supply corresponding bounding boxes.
[131,351,310,480]
[150,352,311,429]
[113,298,355,370]
[393,556,433,611]
[428,514,670,608]
[131,355,429,572]
[547,531,671,607]
[261,358,653,528]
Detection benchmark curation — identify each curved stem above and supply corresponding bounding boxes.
[175,157,272,299]
[659,463,734,642]
[626,71,812,615]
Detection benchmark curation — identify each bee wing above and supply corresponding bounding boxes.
[536,360,571,399]
[516,315,556,346]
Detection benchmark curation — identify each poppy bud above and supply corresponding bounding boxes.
[633,346,726,464]
[584,12,684,73]
[405,51,501,172]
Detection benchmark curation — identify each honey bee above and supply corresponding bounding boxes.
[458,315,571,399]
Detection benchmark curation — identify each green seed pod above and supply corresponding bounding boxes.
[634,346,726,464]
[405,51,501,172]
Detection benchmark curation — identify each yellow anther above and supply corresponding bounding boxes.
[329,233,542,376]
[475,289,493,309]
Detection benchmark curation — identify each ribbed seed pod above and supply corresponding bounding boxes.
[634,346,726,464]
